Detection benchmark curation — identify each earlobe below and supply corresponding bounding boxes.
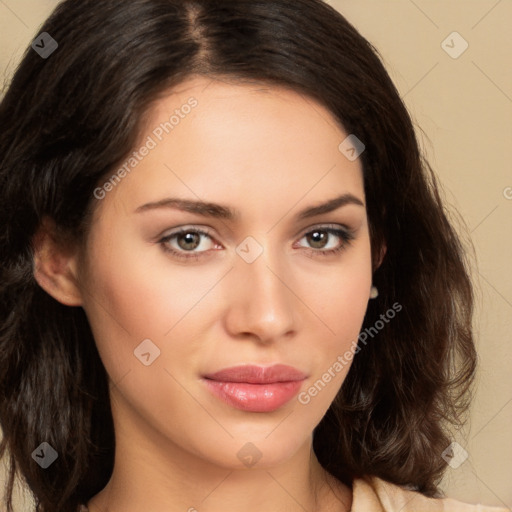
[32,218,83,307]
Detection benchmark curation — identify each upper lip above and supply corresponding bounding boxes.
[203,364,307,384]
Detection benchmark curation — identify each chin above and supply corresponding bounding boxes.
[189,427,312,471]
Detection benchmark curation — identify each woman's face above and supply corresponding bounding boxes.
[78,76,372,469]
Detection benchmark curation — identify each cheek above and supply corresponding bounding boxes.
[81,217,372,393]
[79,227,219,387]
[297,239,372,401]
[78,225,163,378]
[304,240,372,340]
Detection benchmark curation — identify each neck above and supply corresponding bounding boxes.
[87,394,352,512]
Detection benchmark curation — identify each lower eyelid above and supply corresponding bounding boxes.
[159,225,355,257]
[160,230,216,250]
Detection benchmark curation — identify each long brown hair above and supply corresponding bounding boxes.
[0,1,476,510]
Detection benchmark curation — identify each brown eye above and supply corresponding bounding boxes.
[306,230,330,249]
[295,225,356,257]
[159,227,218,260]
[176,231,202,251]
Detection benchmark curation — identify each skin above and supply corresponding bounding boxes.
[34,75,382,512]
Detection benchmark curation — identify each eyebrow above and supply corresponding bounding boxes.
[134,193,365,220]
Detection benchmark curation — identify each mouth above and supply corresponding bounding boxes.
[202,364,307,412]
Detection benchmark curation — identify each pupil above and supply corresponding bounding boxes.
[309,230,327,248]
[176,231,329,251]
[179,232,200,250]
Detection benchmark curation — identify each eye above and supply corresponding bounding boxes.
[159,227,220,260]
[295,225,355,257]
[158,224,356,261]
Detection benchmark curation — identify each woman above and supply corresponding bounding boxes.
[0,1,508,511]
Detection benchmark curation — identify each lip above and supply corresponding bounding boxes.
[202,364,307,412]
[203,364,307,384]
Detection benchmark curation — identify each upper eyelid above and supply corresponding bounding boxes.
[160,223,353,246]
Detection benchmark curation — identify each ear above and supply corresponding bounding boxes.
[32,217,83,306]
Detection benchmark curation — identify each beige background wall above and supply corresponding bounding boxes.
[1,0,510,509]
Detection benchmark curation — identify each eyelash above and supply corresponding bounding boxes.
[158,224,355,261]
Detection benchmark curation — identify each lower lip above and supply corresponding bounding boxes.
[203,379,304,412]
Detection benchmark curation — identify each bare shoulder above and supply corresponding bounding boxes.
[351,476,511,512]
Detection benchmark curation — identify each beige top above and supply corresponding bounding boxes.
[351,476,510,511]
[78,475,511,511]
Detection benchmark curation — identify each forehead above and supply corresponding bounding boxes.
[143,75,348,155]
[94,75,365,223]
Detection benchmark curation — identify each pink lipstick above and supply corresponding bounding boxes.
[202,364,307,412]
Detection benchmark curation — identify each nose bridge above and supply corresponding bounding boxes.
[225,236,297,341]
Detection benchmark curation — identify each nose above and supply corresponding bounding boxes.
[223,246,299,344]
